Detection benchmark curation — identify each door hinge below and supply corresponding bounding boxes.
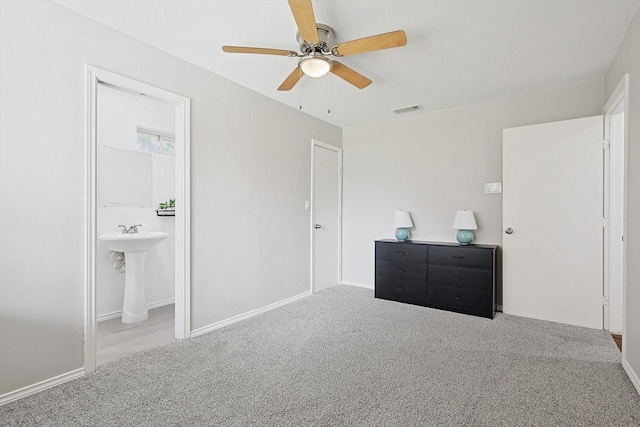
[602,218,609,228]
[602,140,610,150]
[602,295,609,306]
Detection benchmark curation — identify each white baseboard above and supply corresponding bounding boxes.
[97,298,175,322]
[341,281,374,290]
[0,368,84,406]
[190,291,312,338]
[622,358,640,395]
[146,298,175,311]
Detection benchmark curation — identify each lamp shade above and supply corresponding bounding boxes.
[452,210,477,230]
[392,210,414,228]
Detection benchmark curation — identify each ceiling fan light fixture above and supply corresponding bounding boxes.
[299,54,332,78]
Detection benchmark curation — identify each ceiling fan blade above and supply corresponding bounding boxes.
[278,67,304,91]
[330,62,372,89]
[332,30,407,57]
[222,46,298,57]
[288,0,319,43]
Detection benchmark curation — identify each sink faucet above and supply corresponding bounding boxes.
[118,224,142,234]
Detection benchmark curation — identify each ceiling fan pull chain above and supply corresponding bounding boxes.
[327,73,331,114]
[299,68,303,110]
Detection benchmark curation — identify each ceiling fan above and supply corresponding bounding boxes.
[222,0,407,91]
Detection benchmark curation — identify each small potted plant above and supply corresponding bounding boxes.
[156,199,175,216]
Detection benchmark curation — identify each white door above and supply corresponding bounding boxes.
[502,116,604,329]
[312,141,341,293]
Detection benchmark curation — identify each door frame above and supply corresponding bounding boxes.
[310,139,342,293]
[84,65,191,374]
[602,74,629,347]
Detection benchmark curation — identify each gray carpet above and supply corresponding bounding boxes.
[1,285,639,426]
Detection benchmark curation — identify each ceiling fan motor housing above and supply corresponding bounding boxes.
[297,23,336,54]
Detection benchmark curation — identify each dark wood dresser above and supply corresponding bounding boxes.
[375,240,497,319]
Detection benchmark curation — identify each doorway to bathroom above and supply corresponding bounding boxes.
[85,66,191,373]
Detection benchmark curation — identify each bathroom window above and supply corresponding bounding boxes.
[159,136,175,155]
[136,128,175,155]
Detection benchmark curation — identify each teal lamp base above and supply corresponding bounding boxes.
[456,229,473,245]
[395,228,409,242]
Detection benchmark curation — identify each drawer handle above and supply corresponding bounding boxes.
[396,269,405,273]
[395,287,404,291]
[452,295,462,300]
[452,255,465,259]
[395,251,406,255]
[453,275,463,280]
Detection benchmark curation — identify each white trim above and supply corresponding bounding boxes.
[84,66,98,373]
[146,298,176,311]
[310,139,343,294]
[97,312,126,323]
[0,368,84,406]
[191,291,312,338]
[174,100,192,340]
[97,298,176,323]
[601,74,629,353]
[603,74,628,113]
[622,358,640,396]
[85,66,191,377]
[602,116,611,331]
[341,281,374,290]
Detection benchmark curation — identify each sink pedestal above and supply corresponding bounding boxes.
[121,251,149,323]
[99,231,169,324]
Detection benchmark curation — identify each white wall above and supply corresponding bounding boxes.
[605,8,640,391]
[96,85,175,318]
[0,0,341,396]
[342,82,604,303]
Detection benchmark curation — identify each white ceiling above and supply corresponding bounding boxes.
[55,0,639,128]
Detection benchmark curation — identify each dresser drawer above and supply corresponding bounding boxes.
[375,242,427,263]
[375,277,427,306]
[428,284,492,317]
[428,265,492,291]
[428,246,493,269]
[376,260,427,282]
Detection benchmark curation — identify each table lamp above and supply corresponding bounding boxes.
[393,210,414,242]
[452,210,477,245]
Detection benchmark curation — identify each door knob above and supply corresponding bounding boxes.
[315,224,322,229]
[505,227,514,234]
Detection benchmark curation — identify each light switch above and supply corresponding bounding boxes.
[305,201,310,211]
[485,182,502,194]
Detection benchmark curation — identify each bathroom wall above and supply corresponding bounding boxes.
[96,84,175,319]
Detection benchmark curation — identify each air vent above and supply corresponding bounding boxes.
[392,105,424,114]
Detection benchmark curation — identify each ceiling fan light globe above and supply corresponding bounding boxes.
[299,55,332,78]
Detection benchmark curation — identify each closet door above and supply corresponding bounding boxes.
[312,141,341,293]
[502,116,604,329]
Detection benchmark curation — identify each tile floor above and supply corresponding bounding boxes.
[97,304,177,366]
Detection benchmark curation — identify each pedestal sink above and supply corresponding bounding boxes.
[99,232,169,323]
